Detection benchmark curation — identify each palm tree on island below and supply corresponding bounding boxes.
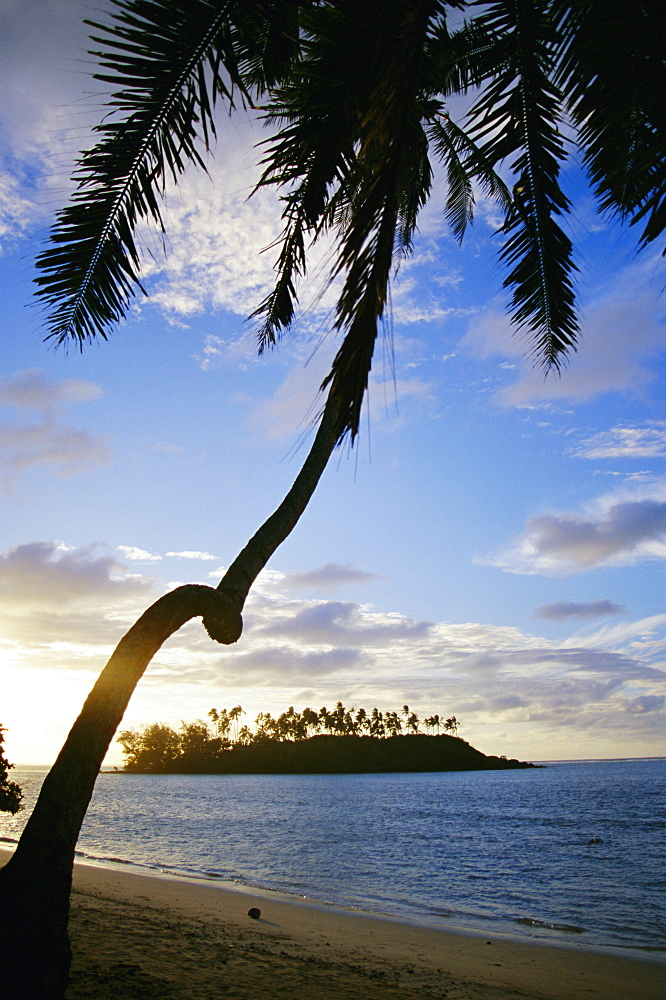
[1,1,664,995]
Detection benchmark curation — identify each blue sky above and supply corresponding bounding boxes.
[1,1,665,766]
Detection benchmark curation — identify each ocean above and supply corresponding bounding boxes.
[2,758,664,960]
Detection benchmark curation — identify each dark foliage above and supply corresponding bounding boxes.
[0,726,22,815]
[34,1,666,442]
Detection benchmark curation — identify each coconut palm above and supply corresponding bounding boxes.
[2,0,665,995]
[300,707,321,738]
[384,711,403,738]
[444,715,459,736]
[369,708,386,738]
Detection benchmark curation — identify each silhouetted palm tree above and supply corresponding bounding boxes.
[3,1,664,994]
[369,708,385,738]
[384,711,403,737]
[355,707,369,733]
[300,707,321,738]
[444,716,459,736]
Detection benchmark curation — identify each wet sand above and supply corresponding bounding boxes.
[2,848,664,998]
[63,859,666,999]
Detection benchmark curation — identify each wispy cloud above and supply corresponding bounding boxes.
[2,542,664,758]
[0,369,102,411]
[166,550,218,561]
[569,421,666,459]
[482,483,666,575]
[276,562,383,594]
[0,171,39,250]
[535,600,626,621]
[138,125,283,319]
[0,370,111,491]
[0,0,106,246]
[117,546,162,563]
[462,255,666,406]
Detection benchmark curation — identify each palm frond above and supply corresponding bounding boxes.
[34,0,255,347]
[465,0,578,367]
[253,1,446,442]
[250,0,380,351]
[427,112,512,242]
[321,1,445,441]
[552,0,666,254]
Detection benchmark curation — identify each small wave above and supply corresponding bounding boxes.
[0,836,18,844]
[516,918,585,934]
[75,850,155,872]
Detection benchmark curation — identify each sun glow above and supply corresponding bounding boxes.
[2,664,94,766]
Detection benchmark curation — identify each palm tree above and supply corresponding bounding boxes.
[444,715,459,736]
[2,1,664,994]
[369,707,385,738]
[208,707,231,739]
[355,707,369,733]
[300,707,321,738]
[407,711,421,735]
[318,706,333,734]
[425,713,441,735]
[235,724,253,745]
[228,705,244,742]
[384,711,403,738]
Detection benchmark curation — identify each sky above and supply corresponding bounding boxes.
[1,1,664,767]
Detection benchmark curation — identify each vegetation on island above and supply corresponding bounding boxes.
[2,1,662,996]
[117,703,533,774]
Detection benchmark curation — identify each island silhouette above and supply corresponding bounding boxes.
[117,704,536,774]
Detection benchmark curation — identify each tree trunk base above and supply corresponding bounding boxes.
[0,849,72,1000]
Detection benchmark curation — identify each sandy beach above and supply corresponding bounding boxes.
[2,849,662,1000]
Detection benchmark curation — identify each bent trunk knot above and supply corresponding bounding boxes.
[201,589,243,644]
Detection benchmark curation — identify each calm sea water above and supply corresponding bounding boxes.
[2,758,665,958]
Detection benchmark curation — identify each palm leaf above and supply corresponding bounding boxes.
[464,0,578,367]
[426,112,512,242]
[256,0,451,442]
[34,0,260,347]
[552,0,666,253]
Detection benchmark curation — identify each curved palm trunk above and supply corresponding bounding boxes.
[0,394,340,999]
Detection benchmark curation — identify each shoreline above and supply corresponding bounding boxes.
[2,848,664,999]
[3,840,661,960]
[58,853,666,962]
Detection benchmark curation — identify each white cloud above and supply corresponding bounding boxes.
[0,171,39,250]
[247,337,337,442]
[0,541,155,643]
[569,421,666,459]
[483,482,666,575]
[139,121,284,319]
[562,612,666,656]
[116,546,163,563]
[0,0,106,249]
[166,550,218,561]
[0,1,94,155]
[152,441,185,454]
[2,542,664,760]
[196,331,263,372]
